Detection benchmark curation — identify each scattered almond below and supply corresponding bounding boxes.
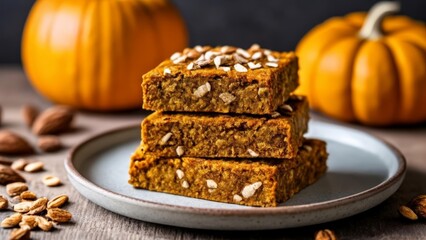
[20,215,38,230]
[36,216,53,231]
[47,194,68,209]
[24,161,44,173]
[27,197,48,215]
[1,192,71,236]
[0,195,8,209]
[32,106,75,135]
[9,227,30,240]
[1,213,22,228]
[315,229,337,240]
[21,105,39,128]
[20,191,37,201]
[0,131,34,155]
[37,135,62,152]
[42,175,61,187]
[13,201,32,213]
[11,159,29,171]
[0,164,26,185]
[6,182,28,197]
[46,208,72,223]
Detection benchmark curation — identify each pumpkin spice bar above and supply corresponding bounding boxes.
[141,95,308,159]
[142,44,299,114]
[129,139,328,207]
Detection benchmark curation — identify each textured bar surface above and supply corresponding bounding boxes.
[129,139,328,207]
[141,96,308,159]
[142,45,298,114]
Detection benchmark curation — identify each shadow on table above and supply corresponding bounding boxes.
[153,167,426,239]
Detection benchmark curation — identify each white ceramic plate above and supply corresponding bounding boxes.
[65,120,406,230]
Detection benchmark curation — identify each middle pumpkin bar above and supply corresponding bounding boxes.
[141,95,309,159]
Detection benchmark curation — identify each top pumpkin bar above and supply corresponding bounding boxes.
[142,45,299,114]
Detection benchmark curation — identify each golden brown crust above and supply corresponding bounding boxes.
[141,96,309,159]
[129,139,328,207]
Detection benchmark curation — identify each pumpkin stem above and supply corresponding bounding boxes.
[359,1,400,39]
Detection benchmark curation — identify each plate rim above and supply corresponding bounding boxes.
[65,122,406,216]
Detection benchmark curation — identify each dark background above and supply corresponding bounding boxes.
[1,0,425,64]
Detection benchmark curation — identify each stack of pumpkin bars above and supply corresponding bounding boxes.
[129,45,328,207]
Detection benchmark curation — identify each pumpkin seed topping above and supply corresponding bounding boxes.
[170,45,283,72]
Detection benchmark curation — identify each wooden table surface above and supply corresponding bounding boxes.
[1,66,425,239]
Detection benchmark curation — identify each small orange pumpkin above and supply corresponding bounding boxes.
[296,2,426,125]
[22,0,187,111]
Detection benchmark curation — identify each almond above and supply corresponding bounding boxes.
[13,201,32,213]
[11,159,29,171]
[42,175,61,187]
[23,161,44,173]
[19,215,38,229]
[27,197,48,215]
[36,216,53,231]
[1,213,22,228]
[37,136,62,152]
[9,227,30,240]
[47,194,68,208]
[46,208,72,223]
[0,164,26,185]
[6,182,28,196]
[21,105,39,128]
[20,191,37,201]
[0,131,34,155]
[32,106,75,135]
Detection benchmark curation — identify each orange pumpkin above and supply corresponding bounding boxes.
[296,2,426,125]
[22,0,187,111]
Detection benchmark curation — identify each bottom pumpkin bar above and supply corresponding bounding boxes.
[129,139,328,207]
